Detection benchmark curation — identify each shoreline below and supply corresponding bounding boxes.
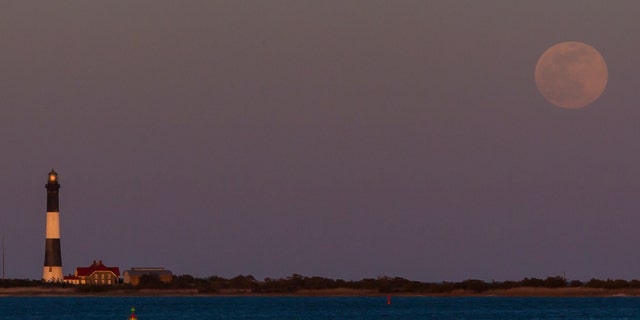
[2,287,640,297]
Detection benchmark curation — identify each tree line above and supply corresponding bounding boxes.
[3,275,640,293]
[123,274,640,293]
[0,274,640,294]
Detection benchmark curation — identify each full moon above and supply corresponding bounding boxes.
[534,41,608,109]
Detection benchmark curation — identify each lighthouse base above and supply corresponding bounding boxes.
[42,266,63,282]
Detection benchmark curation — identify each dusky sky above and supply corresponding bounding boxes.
[1,1,640,282]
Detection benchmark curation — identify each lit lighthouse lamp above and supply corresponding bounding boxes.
[43,169,63,281]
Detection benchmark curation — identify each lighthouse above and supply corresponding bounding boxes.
[43,169,63,281]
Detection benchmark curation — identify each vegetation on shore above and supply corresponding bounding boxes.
[3,275,640,295]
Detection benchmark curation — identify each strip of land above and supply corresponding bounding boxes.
[2,286,640,297]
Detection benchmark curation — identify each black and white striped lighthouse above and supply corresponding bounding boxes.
[43,169,63,281]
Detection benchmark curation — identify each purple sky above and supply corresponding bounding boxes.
[2,1,640,282]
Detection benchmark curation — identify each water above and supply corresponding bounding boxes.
[1,296,640,320]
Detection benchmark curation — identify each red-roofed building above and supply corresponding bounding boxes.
[64,260,120,285]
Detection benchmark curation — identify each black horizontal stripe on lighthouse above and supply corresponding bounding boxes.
[44,238,62,266]
[47,190,59,212]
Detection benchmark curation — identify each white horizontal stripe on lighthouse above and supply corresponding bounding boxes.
[42,266,63,282]
[45,211,60,239]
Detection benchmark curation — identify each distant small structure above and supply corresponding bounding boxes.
[64,260,120,285]
[128,306,137,320]
[123,267,173,286]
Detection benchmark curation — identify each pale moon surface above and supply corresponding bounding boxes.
[534,41,608,109]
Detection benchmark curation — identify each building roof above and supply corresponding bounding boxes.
[76,260,120,277]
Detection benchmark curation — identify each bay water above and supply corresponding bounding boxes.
[1,296,640,319]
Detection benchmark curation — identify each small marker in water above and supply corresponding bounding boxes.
[387,295,391,305]
[128,306,137,320]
